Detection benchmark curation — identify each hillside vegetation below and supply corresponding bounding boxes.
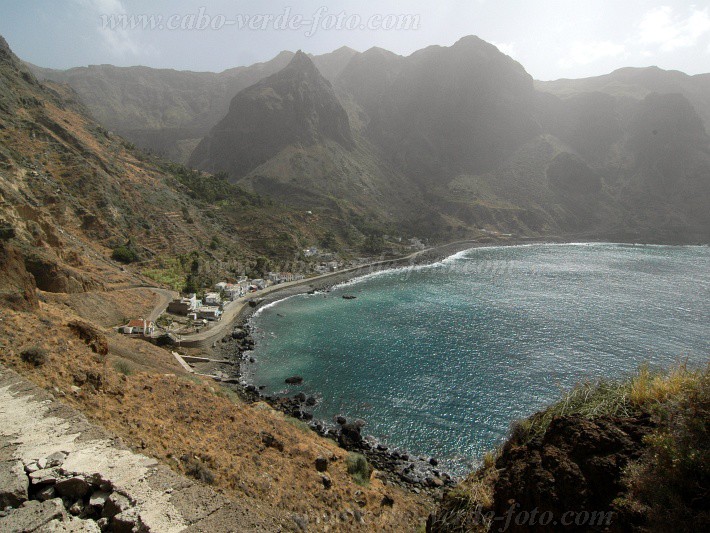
[428,363,709,532]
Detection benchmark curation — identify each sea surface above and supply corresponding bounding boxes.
[245,243,709,475]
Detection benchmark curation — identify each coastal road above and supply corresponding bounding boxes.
[175,238,486,348]
[146,287,179,322]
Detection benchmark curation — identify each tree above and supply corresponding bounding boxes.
[183,273,199,294]
[362,233,385,254]
[111,243,139,263]
[320,231,337,250]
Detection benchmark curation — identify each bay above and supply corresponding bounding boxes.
[245,243,709,475]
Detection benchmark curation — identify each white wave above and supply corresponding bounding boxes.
[250,294,300,318]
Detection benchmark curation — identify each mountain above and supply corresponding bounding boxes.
[25,35,710,243]
[0,36,436,530]
[28,48,358,162]
[189,51,441,233]
[338,36,540,183]
[0,34,358,308]
[536,66,710,131]
[189,51,353,179]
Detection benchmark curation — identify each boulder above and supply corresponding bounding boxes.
[111,508,142,533]
[45,515,102,532]
[338,423,363,449]
[89,490,111,510]
[45,451,67,468]
[102,491,131,519]
[285,376,303,385]
[0,498,66,532]
[314,456,328,472]
[260,432,284,452]
[55,476,90,499]
[0,460,28,508]
[67,321,108,355]
[24,462,40,474]
[29,467,60,486]
[294,392,306,403]
[36,485,57,501]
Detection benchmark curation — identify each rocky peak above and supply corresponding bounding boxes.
[0,35,10,53]
[288,50,314,68]
[0,34,16,64]
[188,49,353,178]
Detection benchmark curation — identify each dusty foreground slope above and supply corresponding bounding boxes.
[0,288,433,532]
[0,364,285,532]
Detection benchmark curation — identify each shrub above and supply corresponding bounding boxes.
[346,452,372,486]
[284,416,311,433]
[111,245,139,264]
[181,454,216,484]
[622,365,709,530]
[510,363,702,446]
[113,359,133,376]
[20,346,47,366]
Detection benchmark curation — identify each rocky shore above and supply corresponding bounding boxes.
[205,324,455,496]
[199,237,564,494]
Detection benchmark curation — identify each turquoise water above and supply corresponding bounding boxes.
[245,244,709,475]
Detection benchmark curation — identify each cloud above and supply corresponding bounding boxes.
[72,0,126,14]
[637,5,710,52]
[558,40,625,68]
[491,41,516,58]
[71,0,145,59]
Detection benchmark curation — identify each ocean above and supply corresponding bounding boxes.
[245,243,709,475]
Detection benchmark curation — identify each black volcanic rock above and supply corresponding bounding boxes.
[189,51,353,179]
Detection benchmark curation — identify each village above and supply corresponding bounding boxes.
[118,272,305,339]
[116,238,429,341]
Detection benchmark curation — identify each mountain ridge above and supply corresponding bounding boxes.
[21,35,710,243]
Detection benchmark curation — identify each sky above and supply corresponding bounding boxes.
[1,0,709,80]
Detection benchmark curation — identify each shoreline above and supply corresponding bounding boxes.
[235,235,564,326]
[200,236,569,491]
[203,237,705,489]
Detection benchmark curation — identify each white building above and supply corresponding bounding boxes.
[204,292,221,306]
[196,306,222,321]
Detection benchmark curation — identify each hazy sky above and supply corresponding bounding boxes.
[2,0,709,80]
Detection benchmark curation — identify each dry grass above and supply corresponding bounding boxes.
[512,362,704,445]
[0,299,434,531]
[428,459,499,532]
[628,362,700,405]
[620,366,709,530]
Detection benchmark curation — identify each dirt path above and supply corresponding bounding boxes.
[147,287,178,322]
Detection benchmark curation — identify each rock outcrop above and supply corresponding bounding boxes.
[0,364,286,531]
[189,51,353,179]
[491,414,655,532]
[0,242,38,310]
